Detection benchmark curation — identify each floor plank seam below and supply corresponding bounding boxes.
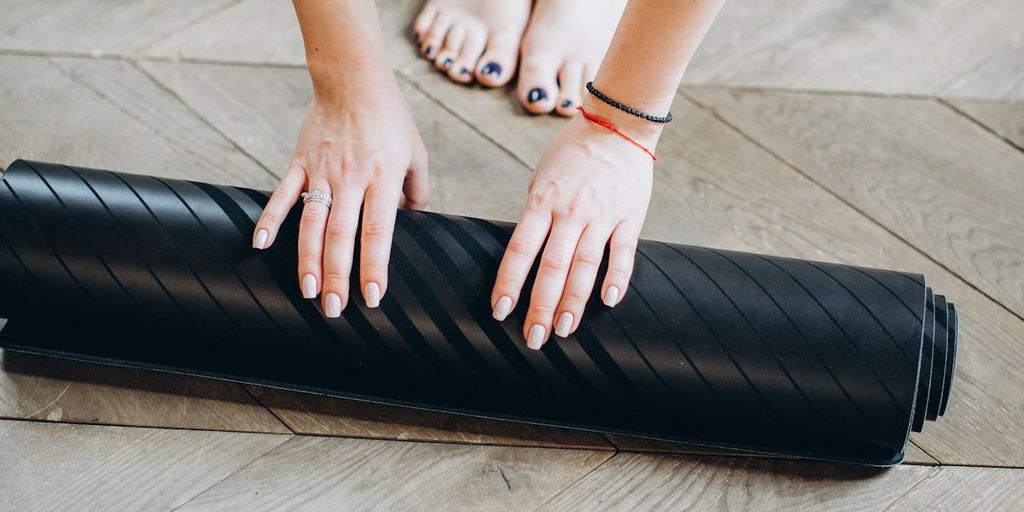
[241,386,296,435]
[0,415,294,437]
[128,58,281,183]
[396,72,535,172]
[528,450,621,512]
[168,432,295,512]
[681,89,1024,325]
[877,468,943,512]
[910,440,942,466]
[132,0,249,57]
[936,98,1024,154]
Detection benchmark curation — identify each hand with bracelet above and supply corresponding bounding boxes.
[491,0,725,349]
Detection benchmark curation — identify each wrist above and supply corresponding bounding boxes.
[308,62,398,106]
[579,96,664,150]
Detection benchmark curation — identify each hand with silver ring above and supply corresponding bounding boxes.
[252,65,429,318]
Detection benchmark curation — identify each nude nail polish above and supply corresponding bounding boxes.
[493,296,513,321]
[603,285,620,307]
[301,274,317,299]
[555,312,573,338]
[527,324,546,350]
[325,293,342,318]
[364,282,381,308]
[253,229,268,250]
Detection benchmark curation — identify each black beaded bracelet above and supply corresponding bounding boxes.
[586,82,673,123]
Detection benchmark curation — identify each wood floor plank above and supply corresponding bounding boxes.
[891,465,1024,511]
[684,88,1024,318]
[246,386,613,450]
[143,0,422,70]
[540,452,933,512]
[400,66,1024,467]
[0,55,276,189]
[175,435,613,511]
[683,0,1024,101]
[946,100,1024,150]
[0,0,234,56]
[0,350,288,433]
[605,435,940,466]
[0,420,290,512]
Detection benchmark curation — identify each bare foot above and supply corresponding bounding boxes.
[413,0,531,86]
[518,0,626,116]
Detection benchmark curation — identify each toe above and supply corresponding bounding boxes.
[420,12,452,61]
[412,2,439,43]
[449,27,486,84]
[434,24,466,73]
[475,30,520,87]
[555,63,584,117]
[517,57,559,114]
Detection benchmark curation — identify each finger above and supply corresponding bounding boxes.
[401,147,430,210]
[491,207,552,322]
[359,179,402,309]
[602,221,640,307]
[320,186,364,317]
[253,163,305,249]
[554,223,613,337]
[523,220,584,350]
[297,179,332,300]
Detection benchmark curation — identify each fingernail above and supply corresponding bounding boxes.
[560,99,573,109]
[527,324,546,350]
[492,296,513,321]
[301,274,317,299]
[528,88,548,104]
[364,282,381,308]
[442,57,454,69]
[481,62,502,78]
[325,293,342,318]
[555,312,573,338]
[603,285,620,307]
[253,229,269,250]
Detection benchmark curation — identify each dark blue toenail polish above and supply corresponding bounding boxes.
[425,46,434,57]
[459,67,470,76]
[481,62,502,78]
[528,88,548,103]
[442,57,454,69]
[561,99,573,109]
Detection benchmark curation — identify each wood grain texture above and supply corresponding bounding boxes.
[175,435,613,512]
[891,465,1024,511]
[684,88,1024,317]
[0,420,290,512]
[143,0,422,70]
[683,0,1024,101]
[246,386,612,449]
[400,66,1024,467]
[540,452,932,512]
[605,435,940,466]
[140,60,529,221]
[0,0,234,56]
[947,100,1024,150]
[0,55,276,189]
[0,350,288,433]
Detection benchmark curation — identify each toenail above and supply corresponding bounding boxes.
[561,99,573,109]
[413,31,419,42]
[481,62,502,78]
[442,57,454,69]
[425,46,435,57]
[459,67,470,76]
[528,88,548,103]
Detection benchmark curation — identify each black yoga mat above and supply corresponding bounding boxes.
[0,160,957,466]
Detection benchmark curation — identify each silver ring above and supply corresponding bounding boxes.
[301,190,333,208]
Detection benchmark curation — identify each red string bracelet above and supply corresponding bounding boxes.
[577,106,658,161]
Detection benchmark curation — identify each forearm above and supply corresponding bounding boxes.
[293,0,393,97]
[587,0,725,144]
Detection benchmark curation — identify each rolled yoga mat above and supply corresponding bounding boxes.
[0,160,957,466]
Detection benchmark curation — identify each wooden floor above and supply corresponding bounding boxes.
[1,1,1022,510]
